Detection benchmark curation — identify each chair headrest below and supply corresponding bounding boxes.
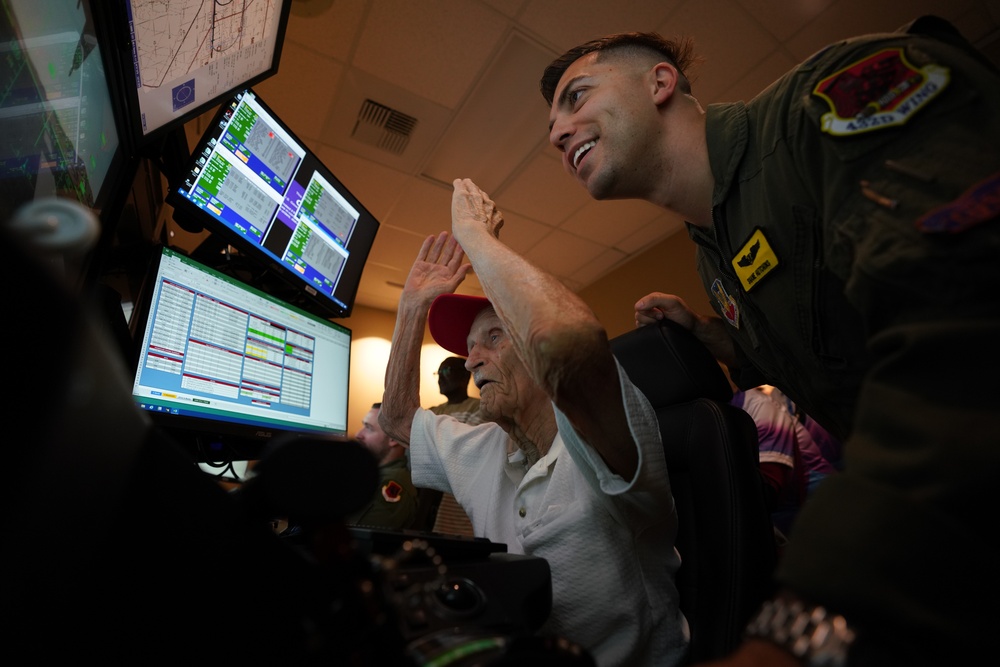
[610,319,733,407]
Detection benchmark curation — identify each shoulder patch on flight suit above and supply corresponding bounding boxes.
[711,279,740,329]
[731,228,779,292]
[813,48,950,136]
[381,480,403,502]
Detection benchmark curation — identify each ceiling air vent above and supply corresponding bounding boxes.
[352,99,418,155]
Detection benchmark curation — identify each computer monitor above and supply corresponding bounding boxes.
[0,0,135,233]
[129,245,352,462]
[100,0,291,149]
[166,88,380,320]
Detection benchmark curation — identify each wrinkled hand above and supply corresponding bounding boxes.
[402,231,471,305]
[634,292,700,330]
[452,178,504,242]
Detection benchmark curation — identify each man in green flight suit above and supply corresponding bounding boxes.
[346,402,418,529]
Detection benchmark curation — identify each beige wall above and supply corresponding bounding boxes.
[578,228,714,340]
[337,228,714,436]
[333,304,396,438]
[334,302,480,437]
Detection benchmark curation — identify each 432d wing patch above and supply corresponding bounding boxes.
[813,48,950,136]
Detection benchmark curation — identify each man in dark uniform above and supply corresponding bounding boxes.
[541,17,999,666]
[346,402,418,529]
[427,356,484,536]
[431,356,484,425]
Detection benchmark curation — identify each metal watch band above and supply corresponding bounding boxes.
[744,596,857,667]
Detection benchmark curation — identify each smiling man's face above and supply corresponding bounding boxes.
[547,50,666,201]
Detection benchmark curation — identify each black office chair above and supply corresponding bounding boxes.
[610,319,778,663]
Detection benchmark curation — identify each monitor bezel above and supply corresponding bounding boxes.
[99,0,292,152]
[164,87,380,320]
[128,244,353,462]
[1,0,140,278]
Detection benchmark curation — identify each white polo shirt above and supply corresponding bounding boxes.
[408,360,689,666]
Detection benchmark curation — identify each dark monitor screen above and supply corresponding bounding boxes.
[105,0,291,148]
[130,245,352,461]
[0,0,133,224]
[166,88,379,320]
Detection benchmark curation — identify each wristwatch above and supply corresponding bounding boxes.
[744,595,857,666]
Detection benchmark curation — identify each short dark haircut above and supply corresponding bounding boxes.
[540,32,698,105]
[439,356,471,377]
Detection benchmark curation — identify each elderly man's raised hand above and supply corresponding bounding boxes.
[402,231,471,306]
[452,178,504,243]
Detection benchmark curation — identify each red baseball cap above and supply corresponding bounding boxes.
[428,293,493,356]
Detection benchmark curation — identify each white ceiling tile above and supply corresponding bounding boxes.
[252,44,344,141]
[524,229,606,278]
[354,268,405,312]
[616,213,686,254]
[422,32,553,194]
[569,247,628,287]
[719,49,799,103]
[518,0,682,50]
[785,0,981,62]
[731,0,837,42]
[982,0,1000,23]
[494,209,555,255]
[284,0,368,61]
[352,0,509,109]
[482,0,531,19]
[657,0,779,104]
[559,198,664,246]
[495,152,591,223]
[382,176,455,237]
[951,1,1000,42]
[354,227,487,315]
[365,223,427,273]
[319,68,454,175]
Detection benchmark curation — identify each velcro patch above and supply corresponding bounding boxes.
[711,279,740,329]
[731,228,779,292]
[382,481,403,502]
[916,171,1000,233]
[813,48,950,136]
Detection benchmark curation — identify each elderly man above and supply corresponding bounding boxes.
[378,178,687,666]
